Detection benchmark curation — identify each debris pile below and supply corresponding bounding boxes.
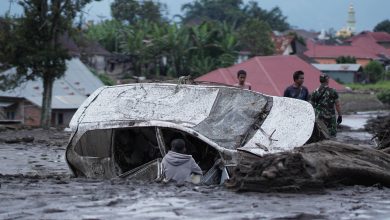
[226,141,390,192]
[365,114,390,153]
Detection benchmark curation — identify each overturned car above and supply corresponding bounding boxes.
[66,83,315,184]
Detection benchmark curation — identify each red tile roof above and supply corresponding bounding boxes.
[304,39,377,59]
[195,55,346,96]
[350,34,390,57]
[370,32,390,42]
[347,31,390,43]
[306,31,390,60]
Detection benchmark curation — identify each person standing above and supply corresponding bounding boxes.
[234,70,252,90]
[311,74,342,137]
[161,139,202,184]
[283,70,309,101]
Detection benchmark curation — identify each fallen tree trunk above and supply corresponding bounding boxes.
[226,141,390,192]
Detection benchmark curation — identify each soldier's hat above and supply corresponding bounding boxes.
[319,73,329,83]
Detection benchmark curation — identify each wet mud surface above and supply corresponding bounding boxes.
[1,113,390,220]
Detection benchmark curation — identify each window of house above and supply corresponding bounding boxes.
[6,111,15,120]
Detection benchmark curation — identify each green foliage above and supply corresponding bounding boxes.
[377,90,390,105]
[0,0,97,128]
[287,31,306,46]
[345,80,390,91]
[85,20,123,52]
[181,0,289,31]
[373,19,390,34]
[84,1,283,78]
[244,2,289,31]
[185,21,239,76]
[364,61,385,83]
[181,0,245,26]
[114,20,239,78]
[90,69,114,86]
[239,19,274,56]
[111,0,167,24]
[336,56,356,64]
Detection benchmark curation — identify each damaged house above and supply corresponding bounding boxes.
[0,58,104,127]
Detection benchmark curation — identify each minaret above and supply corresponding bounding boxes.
[347,3,356,34]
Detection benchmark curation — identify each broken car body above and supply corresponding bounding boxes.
[66,83,315,183]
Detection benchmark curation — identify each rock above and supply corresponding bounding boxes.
[5,138,22,144]
[22,136,34,143]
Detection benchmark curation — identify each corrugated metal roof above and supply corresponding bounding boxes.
[0,58,104,109]
[312,64,362,72]
[26,95,87,109]
[0,101,14,107]
[60,58,104,96]
[195,55,346,96]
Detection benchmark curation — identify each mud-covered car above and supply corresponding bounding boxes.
[66,83,315,184]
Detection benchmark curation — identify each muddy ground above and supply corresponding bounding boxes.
[1,112,390,220]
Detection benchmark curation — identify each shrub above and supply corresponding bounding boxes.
[364,61,384,83]
[377,90,390,105]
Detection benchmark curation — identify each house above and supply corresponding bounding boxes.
[62,34,133,83]
[346,31,390,49]
[195,55,346,96]
[237,32,310,64]
[0,58,104,127]
[312,64,363,83]
[79,41,112,74]
[304,40,375,66]
[305,31,390,67]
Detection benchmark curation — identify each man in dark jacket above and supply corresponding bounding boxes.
[284,70,309,101]
[161,139,202,184]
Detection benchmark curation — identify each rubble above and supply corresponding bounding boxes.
[226,140,390,192]
[365,113,390,153]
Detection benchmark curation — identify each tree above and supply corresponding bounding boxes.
[85,20,123,52]
[111,0,167,24]
[0,0,96,128]
[152,23,190,77]
[186,21,239,76]
[181,0,245,25]
[181,0,290,32]
[238,19,274,56]
[336,56,356,64]
[244,2,289,31]
[364,60,384,83]
[374,19,390,34]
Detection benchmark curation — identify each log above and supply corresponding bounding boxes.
[225,140,390,192]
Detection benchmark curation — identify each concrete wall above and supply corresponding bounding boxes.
[24,101,41,127]
[24,100,76,127]
[52,109,76,127]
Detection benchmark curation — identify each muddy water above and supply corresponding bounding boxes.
[1,112,390,220]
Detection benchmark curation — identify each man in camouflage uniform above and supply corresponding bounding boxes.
[310,74,342,137]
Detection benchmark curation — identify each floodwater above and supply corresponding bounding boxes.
[0,112,390,220]
[342,111,389,130]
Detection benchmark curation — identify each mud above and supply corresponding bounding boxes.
[0,112,390,219]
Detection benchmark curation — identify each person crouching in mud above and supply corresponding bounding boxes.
[161,139,203,184]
